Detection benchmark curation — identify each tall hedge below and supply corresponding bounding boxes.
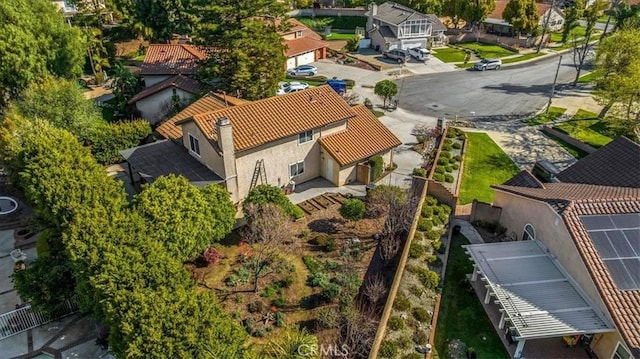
[369,155,384,181]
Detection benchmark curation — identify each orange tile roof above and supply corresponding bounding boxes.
[128,75,205,104]
[178,85,356,152]
[156,92,248,140]
[489,0,551,20]
[278,18,323,40]
[492,182,640,354]
[319,105,401,166]
[285,37,328,57]
[141,44,207,75]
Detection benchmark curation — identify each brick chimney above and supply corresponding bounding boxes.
[216,117,239,202]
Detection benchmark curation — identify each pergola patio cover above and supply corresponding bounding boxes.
[465,240,613,341]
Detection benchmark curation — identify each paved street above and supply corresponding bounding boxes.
[396,54,579,118]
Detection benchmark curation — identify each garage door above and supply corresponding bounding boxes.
[401,40,426,50]
[295,51,316,67]
[286,57,296,70]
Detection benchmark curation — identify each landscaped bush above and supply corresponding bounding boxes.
[452,142,462,149]
[437,158,449,166]
[418,218,433,231]
[287,74,328,82]
[432,238,443,251]
[440,150,451,158]
[409,284,423,297]
[202,246,221,265]
[421,204,435,218]
[393,293,412,311]
[272,295,287,308]
[388,315,405,331]
[444,174,454,183]
[279,275,294,288]
[444,138,453,145]
[324,260,339,271]
[426,229,443,241]
[366,184,407,205]
[409,242,426,259]
[412,329,428,345]
[445,165,453,173]
[244,184,304,219]
[453,155,462,162]
[452,163,460,170]
[302,255,322,273]
[310,234,329,247]
[320,282,342,302]
[425,196,438,206]
[275,311,286,327]
[307,271,330,287]
[369,155,384,180]
[412,167,427,177]
[340,198,366,221]
[397,335,412,349]
[410,266,440,290]
[262,284,280,298]
[433,173,445,182]
[88,120,152,164]
[379,340,399,358]
[324,237,337,252]
[343,78,356,87]
[316,307,339,329]
[446,128,456,138]
[442,143,453,151]
[412,307,431,323]
[247,300,265,314]
[434,166,445,174]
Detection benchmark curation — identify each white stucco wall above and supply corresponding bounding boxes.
[136,88,194,125]
[143,75,171,87]
[180,121,225,178]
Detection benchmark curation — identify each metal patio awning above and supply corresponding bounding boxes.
[464,240,614,357]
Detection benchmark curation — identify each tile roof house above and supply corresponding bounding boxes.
[471,137,640,358]
[365,1,448,52]
[122,85,401,203]
[278,18,329,70]
[484,0,565,36]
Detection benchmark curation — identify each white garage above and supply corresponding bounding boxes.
[295,51,316,67]
[286,57,297,70]
[285,37,327,70]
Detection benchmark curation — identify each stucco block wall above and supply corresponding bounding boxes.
[591,332,626,359]
[136,88,193,125]
[180,122,226,178]
[493,191,614,326]
[143,75,171,87]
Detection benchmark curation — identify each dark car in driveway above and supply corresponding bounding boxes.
[383,49,409,63]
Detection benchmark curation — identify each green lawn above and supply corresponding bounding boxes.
[432,47,468,63]
[459,132,520,205]
[457,42,516,59]
[501,51,546,64]
[524,106,566,126]
[554,113,613,148]
[550,26,587,43]
[323,32,358,41]
[435,234,509,359]
[577,72,598,84]
[295,16,366,30]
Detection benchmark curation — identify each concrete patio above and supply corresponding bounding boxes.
[287,178,366,204]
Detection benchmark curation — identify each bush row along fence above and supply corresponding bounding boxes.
[368,176,428,358]
[0,299,79,340]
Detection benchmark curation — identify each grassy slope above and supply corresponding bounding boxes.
[524,106,567,126]
[554,109,613,148]
[435,234,509,358]
[457,43,515,59]
[459,132,520,205]
[432,47,467,63]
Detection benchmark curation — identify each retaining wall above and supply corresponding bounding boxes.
[541,126,598,154]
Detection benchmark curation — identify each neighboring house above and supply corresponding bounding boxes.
[467,137,640,358]
[279,18,329,70]
[127,75,205,125]
[484,0,566,36]
[51,0,113,23]
[122,86,401,203]
[365,1,447,52]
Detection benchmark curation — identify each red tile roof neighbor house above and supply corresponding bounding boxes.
[285,37,329,57]
[140,44,207,75]
[127,75,205,104]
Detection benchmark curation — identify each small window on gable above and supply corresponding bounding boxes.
[613,342,631,359]
[523,224,535,241]
[188,134,200,156]
[289,160,304,178]
[296,31,302,38]
[298,130,313,144]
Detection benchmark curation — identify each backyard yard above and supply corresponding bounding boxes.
[457,42,515,59]
[434,234,508,359]
[458,132,520,205]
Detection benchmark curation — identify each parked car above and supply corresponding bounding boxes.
[473,58,502,71]
[408,47,430,61]
[382,49,409,63]
[276,82,309,95]
[287,65,318,76]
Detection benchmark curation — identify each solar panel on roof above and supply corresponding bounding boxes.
[580,213,640,291]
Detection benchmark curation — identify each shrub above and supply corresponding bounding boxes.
[262,284,279,298]
[366,184,406,205]
[247,300,265,313]
[405,354,423,359]
[88,120,152,164]
[412,167,427,177]
[442,143,453,151]
[300,229,309,238]
[433,173,445,182]
[393,293,411,311]
[310,234,329,247]
[409,242,426,259]
[334,271,362,296]
[316,307,339,329]
[409,284,423,297]
[444,174,454,183]
[452,163,460,170]
[425,196,438,206]
[434,166,445,174]
[235,266,251,283]
[324,260,339,271]
[272,295,287,308]
[343,78,356,87]
[324,237,338,252]
[445,165,453,173]
[453,155,462,162]
[320,282,342,302]
[421,204,435,218]
[307,271,330,287]
[397,335,412,349]
[303,255,322,273]
[418,218,433,231]
[436,158,448,166]
[444,139,453,145]
[345,37,360,52]
[275,311,286,327]
[279,275,294,288]
[446,128,456,138]
[432,238,443,250]
[440,150,451,158]
[340,198,365,221]
[412,307,431,323]
[412,329,428,345]
[225,274,239,287]
[369,155,384,180]
[388,316,405,331]
[202,246,221,265]
[410,266,440,290]
[452,142,462,149]
[379,340,399,359]
[244,184,303,219]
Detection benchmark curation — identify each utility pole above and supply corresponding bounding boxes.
[547,55,562,113]
[537,0,555,53]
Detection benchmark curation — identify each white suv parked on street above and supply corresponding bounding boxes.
[473,58,502,71]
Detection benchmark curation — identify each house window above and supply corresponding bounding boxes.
[289,160,304,178]
[296,30,302,38]
[298,130,313,144]
[188,134,200,156]
[523,224,535,241]
[612,342,631,359]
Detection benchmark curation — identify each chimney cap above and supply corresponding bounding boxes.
[217,117,231,126]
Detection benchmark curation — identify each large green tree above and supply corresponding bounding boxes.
[374,80,398,108]
[594,28,640,139]
[0,0,86,107]
[194,0,288,100]
[572,0,607,85]
[397,0,443,14]
[561,0,584,43]
[442,0,469,28]
[132,174,236,261]
[462,0,495,26]
[133,0,196,42]
[614,3,640,30]
[503,0,540,36]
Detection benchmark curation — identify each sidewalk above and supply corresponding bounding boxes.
[549,82,603,117]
